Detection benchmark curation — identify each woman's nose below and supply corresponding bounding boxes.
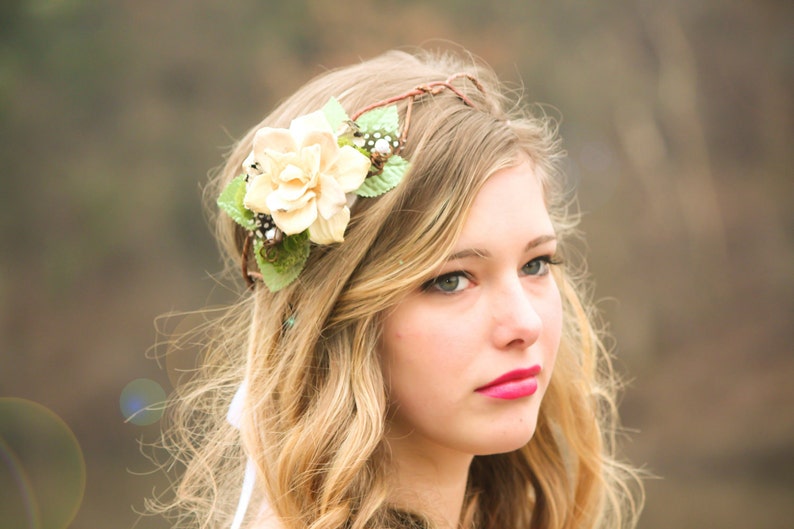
[490,278,543,350]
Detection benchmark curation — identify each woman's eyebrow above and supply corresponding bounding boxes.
[525,234,557,251]
[446,234,557,261]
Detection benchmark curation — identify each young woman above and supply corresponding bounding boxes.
[156,48,643,529]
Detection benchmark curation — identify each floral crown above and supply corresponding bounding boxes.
[217,73,485,292]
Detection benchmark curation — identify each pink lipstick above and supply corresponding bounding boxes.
[475,365,541,400]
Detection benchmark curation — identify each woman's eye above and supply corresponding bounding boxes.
[424,272,471,293]
[522,256,560,276]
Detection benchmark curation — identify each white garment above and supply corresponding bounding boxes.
[228,382,283,529]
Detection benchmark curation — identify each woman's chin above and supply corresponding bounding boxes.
[470,425,539,456]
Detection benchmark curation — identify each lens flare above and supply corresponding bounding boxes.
[0,398,86,529]
[120,378,167,426]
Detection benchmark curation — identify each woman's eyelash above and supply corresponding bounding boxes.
[521,254,564,276]
[539,255,564,266]
[420,271,471,292]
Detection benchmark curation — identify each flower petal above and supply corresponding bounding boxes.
[277,164,309,189]
[267,185,315,212]
[298,144,322,184]
[253,149,285,178]
[333,145,371,192]
[272,199,318,235]
[243,175,274,214]
[301,130,339,172]
[316,173,346,219]
[309,206,350,244]
[290,111,333,144]
[253,127,296,155]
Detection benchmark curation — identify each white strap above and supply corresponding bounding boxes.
[228,382,255,529]
[230,456,257,529]
[227,380,248,429]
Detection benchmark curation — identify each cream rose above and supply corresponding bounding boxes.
[242,111,371,244]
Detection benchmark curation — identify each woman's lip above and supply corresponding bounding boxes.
[476,366,541,390]
[475,366,541,399]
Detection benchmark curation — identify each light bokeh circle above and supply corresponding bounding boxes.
[120,378,167,426]
[0,398,86,529]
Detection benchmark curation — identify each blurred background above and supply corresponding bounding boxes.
[0,0,791,527]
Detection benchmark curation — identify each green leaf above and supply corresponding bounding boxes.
[355,105,400,136]
[356,155,409,197]
[217,174,255,230]
[322,97,349,132]
[253,231,311,292]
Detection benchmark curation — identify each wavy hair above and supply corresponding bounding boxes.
[152,48,643,529]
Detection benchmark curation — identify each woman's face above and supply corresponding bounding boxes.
[380,160,562,458]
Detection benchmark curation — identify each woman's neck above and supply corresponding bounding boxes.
[386,437,474,529]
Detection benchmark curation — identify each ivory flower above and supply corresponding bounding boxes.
[242,111,371,244]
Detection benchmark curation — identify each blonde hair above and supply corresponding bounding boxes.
[153,48,643,529]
